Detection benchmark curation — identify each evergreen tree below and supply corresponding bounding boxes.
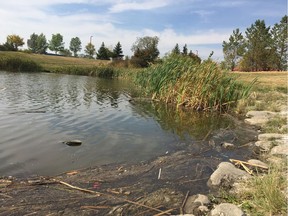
[271,15,288,70]
[188,50,201,64]
[222,28,246,70]
[172,43,180,55]
[182,44,188,55]
[113,42,123,59]
[240,20,275,71]
[96,42,110,60]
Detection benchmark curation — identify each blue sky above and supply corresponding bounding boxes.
[0,0,286,60]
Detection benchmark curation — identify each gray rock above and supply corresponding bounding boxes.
[209,203,245,216]
[208,162,250,188]
[245,111,276,126]
[255,140,273,151]
[184,194,210,214]
[271,144,288,156]
[247,159,268,169]
[258,133,287,141]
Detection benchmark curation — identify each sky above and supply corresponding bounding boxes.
[0,0,287,60]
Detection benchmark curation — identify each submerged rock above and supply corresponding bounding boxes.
[63,140,82,146]
[209,203,244,216]
[207,162,250,188]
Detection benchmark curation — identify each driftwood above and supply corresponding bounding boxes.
[180,190,189,215]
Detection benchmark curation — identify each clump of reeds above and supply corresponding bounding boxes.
[0,56,42,72]
[50,65,121,78]
[135,55,255,112]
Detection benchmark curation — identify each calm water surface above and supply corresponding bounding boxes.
[0,72,233,177]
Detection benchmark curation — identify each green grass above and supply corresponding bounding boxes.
[135,55,255,112]
[237,167,287,215]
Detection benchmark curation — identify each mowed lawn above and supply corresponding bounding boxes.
[233,71,288,89]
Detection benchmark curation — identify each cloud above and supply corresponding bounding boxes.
[109,0,170,13]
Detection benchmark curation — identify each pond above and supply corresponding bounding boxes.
[0,72,238,177]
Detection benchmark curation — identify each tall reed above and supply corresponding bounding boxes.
[135,55,255,112]
[0,56,42,72]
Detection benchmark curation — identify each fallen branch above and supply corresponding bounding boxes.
[180,190,189,215]
[153,208,174,216]
[229,159,269,169]
[53,179,168,215]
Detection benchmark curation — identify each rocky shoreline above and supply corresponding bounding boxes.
[0,102,287,215]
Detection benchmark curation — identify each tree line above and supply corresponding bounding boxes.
[0,33,124,60]
[222,15,287,71]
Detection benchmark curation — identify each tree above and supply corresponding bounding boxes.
[131,36,160,67]
[188,50,201,64]
[240,20,275,71]
[113,42,123,59]
[27,33,48,54]
[69,37,82,57]
[59,49,72,57]
[271,15,288,70]
[222,28,246,70]
[96,42,110,60]
[6,34,24,51]
[182,44,188,55]
[49,33,64,54]
[84,42,96,59]
[171,43,180,55]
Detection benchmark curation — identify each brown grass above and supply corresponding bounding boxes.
[0,51,110,70]
[232,71,288,89]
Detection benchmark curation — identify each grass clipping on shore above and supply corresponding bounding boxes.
[135,55,255,112]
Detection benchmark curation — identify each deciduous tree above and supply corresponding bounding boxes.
[27,33,48,54]
[84,42,96,59]
[131,36,160,67]
[49,33,64,54]
[6,34,24,51]
[69,37,82,57]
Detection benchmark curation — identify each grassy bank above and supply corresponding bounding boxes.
[0,51,123,77]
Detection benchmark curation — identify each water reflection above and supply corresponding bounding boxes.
[0,72,233,177]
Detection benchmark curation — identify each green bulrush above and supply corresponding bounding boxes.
[135,55,255,112]
[50,65,121,78]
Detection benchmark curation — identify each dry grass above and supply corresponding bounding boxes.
[0,51,110,70]
[232,71,288,91]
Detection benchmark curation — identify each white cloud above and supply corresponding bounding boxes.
[109,0,170,13]
[0,0,227,60]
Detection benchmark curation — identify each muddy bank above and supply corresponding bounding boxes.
[0,117,258,216]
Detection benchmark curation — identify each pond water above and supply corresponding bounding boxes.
[0,72,235,177]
